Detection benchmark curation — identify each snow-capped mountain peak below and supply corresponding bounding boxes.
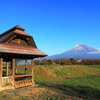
[68,44,98,53]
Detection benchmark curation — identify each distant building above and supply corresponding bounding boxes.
[77,59,82,62]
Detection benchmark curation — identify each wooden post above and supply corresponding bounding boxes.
[0,58,3,77]
[6,62,9,76]
[12,59,15,76]
[11,58,15,89]
[25,68,28,74]
[0,58,3,91]
[15,68,17,74]
[31,59,35,85]
[25,60,28,74]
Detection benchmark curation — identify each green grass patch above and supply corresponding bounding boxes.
[34,65,100,100]
[83,65,100,69]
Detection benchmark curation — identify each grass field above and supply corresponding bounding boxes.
[34,65,100,100]
[83,65,100,69]
[0,64,100,100]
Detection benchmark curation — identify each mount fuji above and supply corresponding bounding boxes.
[46,44,100,60]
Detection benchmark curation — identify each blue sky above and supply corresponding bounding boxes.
[0,0,100,56]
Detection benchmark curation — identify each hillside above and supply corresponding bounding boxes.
[34,65,100,100]
[34,65,100,79]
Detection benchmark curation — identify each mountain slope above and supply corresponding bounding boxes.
[46,44,100,60]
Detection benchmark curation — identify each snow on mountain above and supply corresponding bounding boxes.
[46,44,100,60]
[67,44,98,53]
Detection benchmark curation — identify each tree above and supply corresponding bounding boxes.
[58,58,71,65]
[47,59,54,65]
[41,59,48,65]
[34,60,41,65]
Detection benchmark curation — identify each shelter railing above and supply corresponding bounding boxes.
[2,76,13,83]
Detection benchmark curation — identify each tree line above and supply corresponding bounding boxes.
[34,58,100,65]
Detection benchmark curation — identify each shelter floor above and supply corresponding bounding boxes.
[1,85,45,97]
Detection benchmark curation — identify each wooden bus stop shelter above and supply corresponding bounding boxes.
[0,25,47,91]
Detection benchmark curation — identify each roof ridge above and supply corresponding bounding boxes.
[0,25,25,36]
[15,25,25,31]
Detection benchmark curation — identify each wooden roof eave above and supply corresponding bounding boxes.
[0,52,47,59]
[0,43,48,58]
